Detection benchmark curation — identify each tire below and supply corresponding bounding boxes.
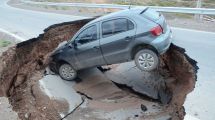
[58,63,77,81]
[134,49,159,71]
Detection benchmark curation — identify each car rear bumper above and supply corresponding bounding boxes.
[150,26,173,54]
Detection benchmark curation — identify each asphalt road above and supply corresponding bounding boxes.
[172,28,215,120]
[0,0,215,120]
[0,0,85,40]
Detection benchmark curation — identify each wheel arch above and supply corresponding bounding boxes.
[54,59,72,72]
[131,44,158,60]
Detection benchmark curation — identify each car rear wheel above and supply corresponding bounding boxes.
[134,49,159,71]
[58,63,77,81]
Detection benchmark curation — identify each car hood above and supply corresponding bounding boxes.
[51,41,68,56]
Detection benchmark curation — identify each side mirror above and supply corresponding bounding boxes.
[68,43,73,48]
[71,39,81,49]
[73,41,78,49]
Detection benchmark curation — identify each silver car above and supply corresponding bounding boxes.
[50,7,173,81]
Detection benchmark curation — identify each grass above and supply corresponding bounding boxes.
[27,3,71,10]
[0,40,11,47]
[31,0,215,8]
[174,13,193,19]
[27,0,215,18]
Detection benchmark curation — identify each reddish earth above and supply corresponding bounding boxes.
[0,18,198,120]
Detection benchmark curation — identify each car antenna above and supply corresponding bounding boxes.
[128,0,131,9]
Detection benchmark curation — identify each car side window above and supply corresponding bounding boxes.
[102,18,134,38]
[75,25,97,45]
[128,19,134,30]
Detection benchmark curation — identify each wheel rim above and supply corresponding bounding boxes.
[60,64,75,79]
[138,53,155,69]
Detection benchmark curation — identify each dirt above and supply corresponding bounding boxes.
[0,18,198,120]
[0,18,93,120]
[159,44,198,120]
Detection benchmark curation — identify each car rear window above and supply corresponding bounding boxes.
[102,18,134,38]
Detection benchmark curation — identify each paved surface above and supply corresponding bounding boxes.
[0,0,85,40]
[57,68,171,120]
[172,28,215,120]
[39,74,83,118]
[0,97,19,120]
[0,0,214,120]
[39,67,172,120]
[103,62,168,102]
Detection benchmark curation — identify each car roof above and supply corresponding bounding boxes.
[85,7,147,26]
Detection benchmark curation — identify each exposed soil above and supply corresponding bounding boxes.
[0,18,198,120]
[159,44,198,120]
[0,18,93,120]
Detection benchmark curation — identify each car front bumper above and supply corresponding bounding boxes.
[49,60,58,73]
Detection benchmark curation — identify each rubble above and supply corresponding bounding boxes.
[0,18,198,120]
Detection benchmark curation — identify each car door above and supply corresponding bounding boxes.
[100,18,136,64]
[74,24,106,69]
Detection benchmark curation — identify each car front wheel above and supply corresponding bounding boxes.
[58,63,77,81]
[134,49,159,71]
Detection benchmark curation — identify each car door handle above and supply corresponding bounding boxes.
[124,36,132,41]
[93,46,100,49]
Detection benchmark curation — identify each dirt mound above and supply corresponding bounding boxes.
[0,18,198,120]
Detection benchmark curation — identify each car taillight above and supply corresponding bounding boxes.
[150,26,163,36]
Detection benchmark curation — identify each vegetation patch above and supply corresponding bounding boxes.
[0,40,11,47]
[32,0,215,8]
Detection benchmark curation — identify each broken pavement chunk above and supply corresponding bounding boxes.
[103,62,170,103]
[70,68,171,120]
